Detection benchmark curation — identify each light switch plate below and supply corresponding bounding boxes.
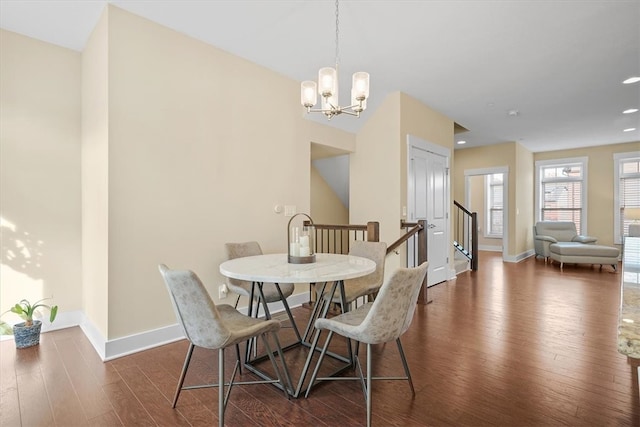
[284,205,296,217]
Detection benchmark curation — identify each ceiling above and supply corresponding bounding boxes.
[1,0,639,153]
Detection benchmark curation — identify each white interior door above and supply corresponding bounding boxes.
[408,135,450,286]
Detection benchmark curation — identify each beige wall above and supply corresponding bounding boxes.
[0,30,82,318]
[81,10,110,338]
[454,142,522,258]
[310,166,349,225]
[2,5,357,342]
[98,6,355,338]
[3,3,635,347]
[350,92,403,270]
[515,143,534,253]
[455,141,638,257]
[351,92,455,273]
[534,141,639,246]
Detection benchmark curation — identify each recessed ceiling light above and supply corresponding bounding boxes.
[623,128,636,132]
[623,77,640,84]
[457,140,467,145]
[623,108,639,114]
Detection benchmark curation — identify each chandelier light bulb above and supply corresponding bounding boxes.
[301,81,318,107]
[352,72,370,100]
[318,67,337,97]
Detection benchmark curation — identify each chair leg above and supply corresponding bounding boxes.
[172,342,195,408]
[233,294,241,309]
[396,338,415,396]
[218,348,225,427]
[366,343,372,427]
[235,344,242,374]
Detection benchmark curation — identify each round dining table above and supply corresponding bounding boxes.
[219,252,376,397]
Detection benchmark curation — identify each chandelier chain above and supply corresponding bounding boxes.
[334,0,339,69]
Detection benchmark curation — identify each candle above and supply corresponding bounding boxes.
[290,242,300,256]
[299,246,310,256]
[299,235,309,248]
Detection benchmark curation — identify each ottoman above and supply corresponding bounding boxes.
[549,242,620,271]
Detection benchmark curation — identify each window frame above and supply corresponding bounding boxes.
[484,173,504,238]
[614,151,640,244]
[535,156,588,234]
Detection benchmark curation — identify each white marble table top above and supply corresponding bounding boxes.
[219,253,376,284]
[618,237,640,358]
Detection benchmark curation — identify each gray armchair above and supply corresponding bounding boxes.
[533,221,597,260]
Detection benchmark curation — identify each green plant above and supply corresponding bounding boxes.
[1,298,58,334]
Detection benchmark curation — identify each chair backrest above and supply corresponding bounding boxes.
[224,242,263,290]
[356,262,428,344]
[534,221,578,242]
[158,264,232,349]
[347,240,387,287]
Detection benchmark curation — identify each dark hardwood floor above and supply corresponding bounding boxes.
[2,252,638,426]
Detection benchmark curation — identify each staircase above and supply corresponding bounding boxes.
[454,252,470,274]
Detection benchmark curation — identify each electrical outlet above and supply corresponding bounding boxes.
[218,284,228,299]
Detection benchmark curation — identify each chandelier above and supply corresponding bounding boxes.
[300,0,370,120]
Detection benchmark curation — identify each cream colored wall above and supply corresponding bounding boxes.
[350,92,402,269]
[399,93,455,269]
[534,141,640,246]
[308,121,356,153]
[81,11,110,337]
[0,30,82,318]
[101,6,352,338]
[350,92,454,273]
[515,143,534,253]
[453,143,519,257]
[310,166,349,224]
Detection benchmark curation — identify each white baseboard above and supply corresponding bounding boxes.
[478,245,502,252]
[504,249,535,263]
[25,292,310,361]
[101,291,310,361]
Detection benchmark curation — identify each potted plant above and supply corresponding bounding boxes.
[1,298,58,348]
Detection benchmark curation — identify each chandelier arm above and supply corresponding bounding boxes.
[339,110,360,117]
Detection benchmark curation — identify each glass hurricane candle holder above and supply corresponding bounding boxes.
[288,213,316,264]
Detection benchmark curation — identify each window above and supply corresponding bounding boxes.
[614,152,640,243]
[485,173,503,237]
[535,157,588,234]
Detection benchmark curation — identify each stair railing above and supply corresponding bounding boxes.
[453,200,478,271]
[305,220,430,304]
[394,220,429,304]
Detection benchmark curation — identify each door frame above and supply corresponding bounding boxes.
[407,134,452,281]
[464,166,509,261]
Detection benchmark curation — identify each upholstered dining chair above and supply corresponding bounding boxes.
[225,242,301,342]
[158,264,289,427]
[304,241,387,342]
[305,262,429,427]
[330,240,387,308]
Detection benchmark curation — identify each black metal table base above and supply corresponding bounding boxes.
[244,280,353,398]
